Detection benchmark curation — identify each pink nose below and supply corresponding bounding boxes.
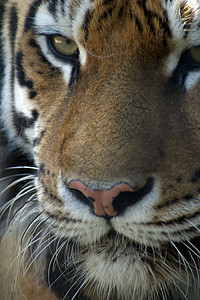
[68,180,134,217]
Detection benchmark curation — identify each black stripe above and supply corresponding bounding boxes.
[98,7,113,23]
[39,164,45,174]
[96,2,116,32]
[28,36,53,67]
[29,90,37,99]
[16,42,39,100]
[32,109,39,121]
[24,0,42,32]
[136,0,171,42]
[38,49,52,66]
[137,0,157,35]
[9,6,18,53]
[48,0,59,15]
[9,6,18,103]
[83,9,94,40]
[118,6,124,19]
[191,169,200,183]
[152,208,200,226]
[33,130,46,147]
[28,38,39,48]
[69,59,80,88]
[130,211,200,229]
[161,12,171,37]
[129,7,133,20]
[15,51,33,89]
[13,110,39,135]
[137,0,165,37]
[103,0,114,5]
[9,6,19,139]
[60,0,65,15]
[0,2,5,105]
[135,15,143,33]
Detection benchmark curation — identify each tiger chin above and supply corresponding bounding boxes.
[1,0,200,299]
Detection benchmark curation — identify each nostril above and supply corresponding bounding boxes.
[69,188,94,209]
[69,188,114,220]
[112,177,154,214]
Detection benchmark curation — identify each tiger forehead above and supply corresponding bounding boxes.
[79,0,171,60]
[20,0,200,44]
[87,0,168,31]
[80,0,200,41]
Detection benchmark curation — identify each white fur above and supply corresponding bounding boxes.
[163,0,200,89]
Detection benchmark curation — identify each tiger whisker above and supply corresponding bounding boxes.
[47,240,68,288]
[6,166,38,171]
[20,211,43,244]
[6,186,38,224]
[0,187,35,220]
[0,173,34,183]
[0,175,35,197]
[22,222,58,277]
[63,270,88,300]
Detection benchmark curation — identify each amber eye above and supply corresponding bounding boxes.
[48,35,78,58]
[189,46,200,63]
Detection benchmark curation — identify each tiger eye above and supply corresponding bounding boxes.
[52,36,78,56]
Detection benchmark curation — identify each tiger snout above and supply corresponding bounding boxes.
[68,178,154,217]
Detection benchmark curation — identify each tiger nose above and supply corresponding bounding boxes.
[68,180,134,217]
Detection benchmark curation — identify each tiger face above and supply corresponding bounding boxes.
[1,0,200,299]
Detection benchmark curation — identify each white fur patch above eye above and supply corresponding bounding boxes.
[163,0,200,44]
[163,0,200,38]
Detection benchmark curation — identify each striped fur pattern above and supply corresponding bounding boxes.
[1,0,200,299]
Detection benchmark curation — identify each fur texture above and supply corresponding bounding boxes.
[1,0,200,299]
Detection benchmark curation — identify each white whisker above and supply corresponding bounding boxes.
[6,166,38,171]
[0,175,35,197]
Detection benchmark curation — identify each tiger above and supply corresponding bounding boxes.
[2,0,200,299]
